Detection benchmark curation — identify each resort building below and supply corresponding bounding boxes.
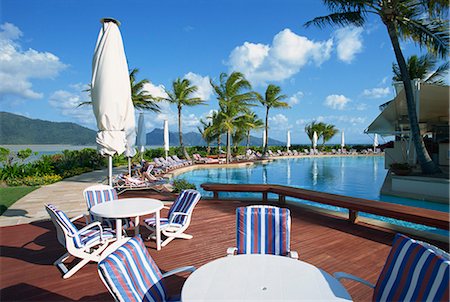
[366,80,450,202]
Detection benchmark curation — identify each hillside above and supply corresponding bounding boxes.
[0,112,96,145]
[146,128,284,146]
[0,112,285,146]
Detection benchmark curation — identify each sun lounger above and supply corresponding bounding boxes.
[193,153,220,164]
[113,174,172,194]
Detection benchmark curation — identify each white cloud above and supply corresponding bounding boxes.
[0,22,67,101]
[361,87,391,99]
[334,27,363,63]
[184,72,213,101]
[355,103,368,111]
[48,83,96,127]
[228,28,333,86]
[324,94,351,110]
[295,119,308,125]
[142,82,167,99]
[288,91,304,106]
[268,113,289,130]
[314,115,367,126]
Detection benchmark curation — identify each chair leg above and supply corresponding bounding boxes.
[63,258,91,279]
[54,252,70,275]
[161,232,193,247]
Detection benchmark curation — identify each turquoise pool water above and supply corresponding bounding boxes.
[175,156,449,235]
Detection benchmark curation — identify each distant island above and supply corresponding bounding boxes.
[0,112,284,146]
[0,112,97,145]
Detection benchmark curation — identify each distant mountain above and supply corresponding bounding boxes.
[146,128,284,146]
[0,112,96,145]
[0,112,285,146]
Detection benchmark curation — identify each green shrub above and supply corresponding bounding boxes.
[172,178,196,193]
[6,174,62,186]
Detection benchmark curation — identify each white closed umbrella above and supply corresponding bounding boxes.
[286,130,291,151]
[312,131,318,150]
[262,129,266,148]
[373,134,379,149]
[341,131,345,152]
[124,126,137,176]
[91,18,135,185]
[136,112,146,156]
[164,120,169,158]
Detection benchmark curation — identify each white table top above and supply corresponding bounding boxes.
[182,254,352,301]
[90,198,163,219]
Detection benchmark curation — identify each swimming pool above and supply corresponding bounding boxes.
[175,156,449,235]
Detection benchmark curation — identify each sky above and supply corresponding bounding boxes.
[0,0,441,144]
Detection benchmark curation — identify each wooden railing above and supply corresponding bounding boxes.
[200,183,449,230]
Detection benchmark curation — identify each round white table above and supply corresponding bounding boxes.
[181,254,352,301]
[90,198,164,250]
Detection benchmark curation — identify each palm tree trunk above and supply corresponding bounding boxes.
[226,129,231,164]
[386,21,440,174]
[207,143,211,155]
[178,105,191,161]
[263,107,269,156]
[246,130,250,150]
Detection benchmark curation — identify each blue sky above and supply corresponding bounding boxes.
[0,0,438,144]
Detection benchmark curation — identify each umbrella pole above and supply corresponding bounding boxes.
[128,157,131,176]
[108,156,113,186]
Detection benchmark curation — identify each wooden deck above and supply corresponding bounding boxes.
[1,191,448,301]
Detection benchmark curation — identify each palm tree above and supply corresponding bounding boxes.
[305,0,448,174]
[160,78,205,160]
[322,124,338,147]
[210,72,255,163]
[79,68,160,112]
[393,54,449,85]
[305,121,326,148]
[242,112,264,150]
[198,118,214,155]
[255,84,289,157]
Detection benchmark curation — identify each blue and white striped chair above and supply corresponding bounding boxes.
[334,233,449,301]
[98,236,195,302]
[83,184,133,232]
[144,189,201,247]
[227,205,298,259]
[45,204,116,279]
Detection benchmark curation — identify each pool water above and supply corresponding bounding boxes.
[175,156,449,235]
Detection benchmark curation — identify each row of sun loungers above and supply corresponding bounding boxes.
[245,147,383,158]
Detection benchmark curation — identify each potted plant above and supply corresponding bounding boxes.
[390,162,412,176]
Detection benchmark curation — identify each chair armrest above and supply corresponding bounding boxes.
[227,247,237,256]
[288,250,299,259]
[163,206,171,210]
[168,212,189,224]
[333,272,375,288]
[162,266,196,279]
[76,221,103,235]
[70,213,86,223]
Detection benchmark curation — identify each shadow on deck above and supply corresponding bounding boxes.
[1,191,447,301]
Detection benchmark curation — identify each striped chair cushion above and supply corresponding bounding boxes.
[52,208,84,248]
[84,186,118,221]
[168,190,201,225]
[79,228,115,247]
[236,206,291,256]
[143,218,182,229]
[373,233,449,302]
[84,185,133,229]
[98,236,167,302]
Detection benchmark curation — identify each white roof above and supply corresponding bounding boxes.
[366,83,449,135]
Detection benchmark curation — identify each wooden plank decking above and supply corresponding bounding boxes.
[1,191,448,301]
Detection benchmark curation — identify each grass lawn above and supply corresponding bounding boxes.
[0,186,38,215]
